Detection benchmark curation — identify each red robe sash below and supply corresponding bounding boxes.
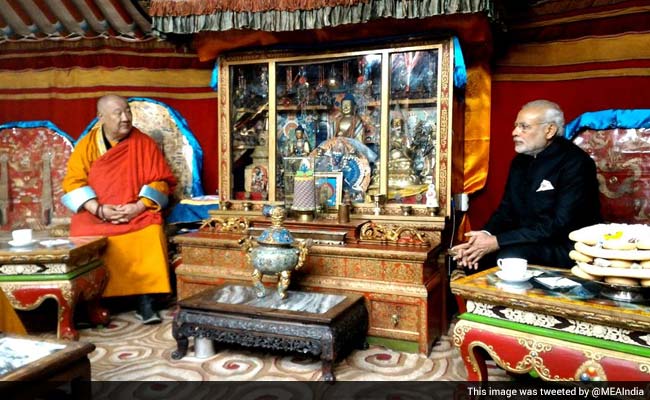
[70,129,177,236]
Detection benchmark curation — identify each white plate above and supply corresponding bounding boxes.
[8,239,38,247]
[495,270,534,283]
[496,281,533,293]
[39,239,70,247]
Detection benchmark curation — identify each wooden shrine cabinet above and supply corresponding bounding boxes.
[174,37,464,354]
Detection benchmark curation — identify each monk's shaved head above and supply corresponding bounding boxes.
[97,94,126,115]
[97,94,132,142]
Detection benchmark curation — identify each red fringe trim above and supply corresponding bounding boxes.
[149,0,369,16]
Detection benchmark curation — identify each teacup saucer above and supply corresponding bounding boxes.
[496,270,533,284]
[8,239,38,247]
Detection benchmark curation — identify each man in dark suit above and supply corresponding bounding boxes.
[451,99,602,270]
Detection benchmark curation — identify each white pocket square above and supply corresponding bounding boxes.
[536,179,554,192]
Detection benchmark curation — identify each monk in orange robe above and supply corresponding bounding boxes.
[62,94,176,324]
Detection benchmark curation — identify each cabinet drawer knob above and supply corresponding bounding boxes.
[391,313,399,326]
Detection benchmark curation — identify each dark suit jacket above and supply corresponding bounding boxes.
[484,136,602,251]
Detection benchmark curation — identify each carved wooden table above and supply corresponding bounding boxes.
[0,333,94,397]
[451,266,650,381]
[0,236,109,340]
[172,284,369,381]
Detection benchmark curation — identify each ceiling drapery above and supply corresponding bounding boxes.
[149,0,498,34]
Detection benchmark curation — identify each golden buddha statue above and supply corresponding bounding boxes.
[335,94,361,141]
[388,117,420,189]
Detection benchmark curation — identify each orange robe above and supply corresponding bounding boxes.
[0,290,26,334]
[62,126,177,297]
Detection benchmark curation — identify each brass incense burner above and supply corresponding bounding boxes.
[239,207,310,299]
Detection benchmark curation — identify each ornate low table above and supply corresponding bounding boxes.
[0,236,109,340]
[172,284,369,381]
[451,266,650,381]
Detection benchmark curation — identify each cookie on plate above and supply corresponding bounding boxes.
[602,239,638,251]
[593,258,634,269]
[569,250,593,263]
[604,276,639,286]
[571,265,598,281]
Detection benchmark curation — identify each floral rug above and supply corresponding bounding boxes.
[68,307,508,382]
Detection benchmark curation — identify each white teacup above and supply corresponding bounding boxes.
[11,228,33,244]
[497,257,528,279]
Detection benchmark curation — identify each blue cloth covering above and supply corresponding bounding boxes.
[210,58,219,91]
[167,203,219,224]
[0,120,74,143]
[565,109,650,140]
[453,37,467,89]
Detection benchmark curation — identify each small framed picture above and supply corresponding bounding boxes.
[315,172,343,209]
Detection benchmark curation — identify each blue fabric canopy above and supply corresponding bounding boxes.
[453,36,467,89]
[565,109,650,140]
[0,120,74,143]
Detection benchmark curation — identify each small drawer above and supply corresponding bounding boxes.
[369,299,419,334]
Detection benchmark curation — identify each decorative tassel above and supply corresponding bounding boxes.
[149,0,369,16]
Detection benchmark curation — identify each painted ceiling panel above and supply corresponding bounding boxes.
[0,0,153,43]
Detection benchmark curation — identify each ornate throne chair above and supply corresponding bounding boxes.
[0,121,108,340]
[567,109,650,224]
[0,121,74,232]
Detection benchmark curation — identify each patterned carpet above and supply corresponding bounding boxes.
[66,307,509,382]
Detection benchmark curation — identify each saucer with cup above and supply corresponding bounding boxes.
[8,228,37,247]
[496,257,532,283]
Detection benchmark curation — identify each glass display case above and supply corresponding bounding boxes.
[218,38,456,219]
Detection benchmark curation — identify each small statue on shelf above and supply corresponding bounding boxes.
[353,75,373,115]
[388,117,420,189]
[317,85,332,107]
[331,94,378,163]
[411,119,436,181]
[335,94,363,141]
[426,183,439,208]
[251,166,268,194]
[289,126,311,156]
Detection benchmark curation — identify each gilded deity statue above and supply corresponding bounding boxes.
[388,117,420,188]
[289,126,311,156]
[335,94,362,141]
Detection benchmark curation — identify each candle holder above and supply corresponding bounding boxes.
[400,205,413,216]
[371,194,386,216]
[427,206,439,216]
[294,209,314,222]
